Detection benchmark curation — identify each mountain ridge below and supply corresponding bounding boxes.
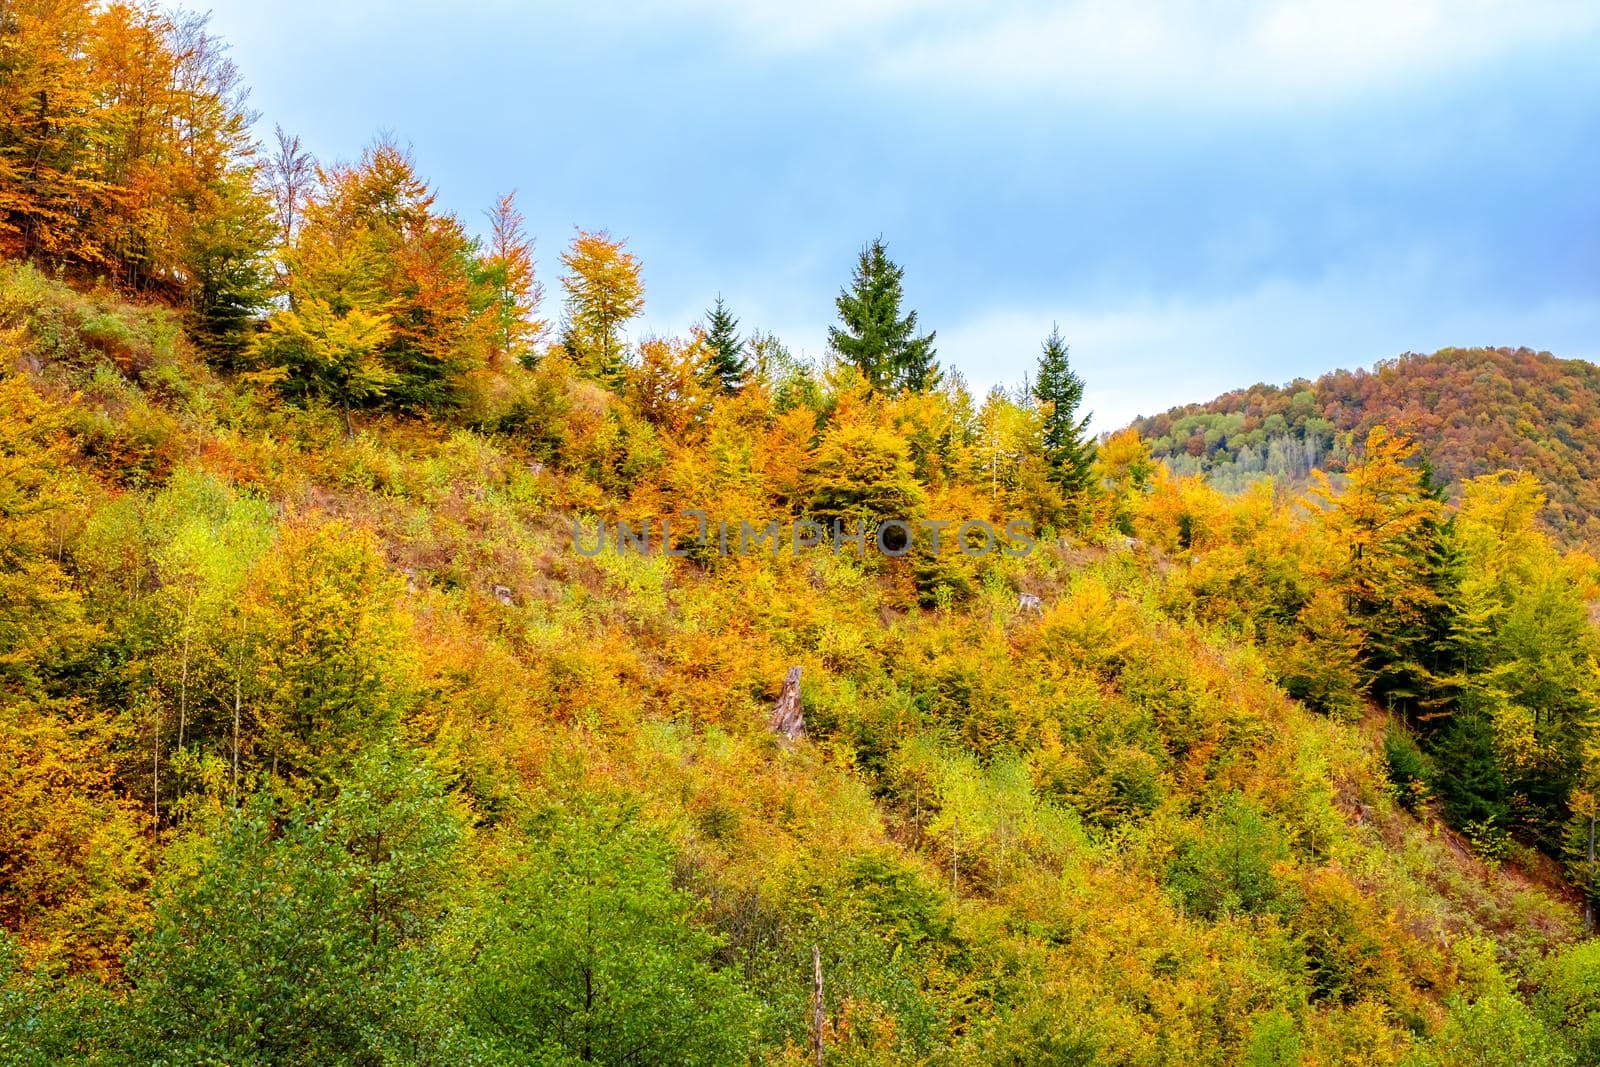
[1133,346,1600,545]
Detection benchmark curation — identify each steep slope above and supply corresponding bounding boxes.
[1,267,1595,1065]
[1133,347,1600,545]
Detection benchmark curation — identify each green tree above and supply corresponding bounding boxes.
[701,295,749,393]
[115,748,463,1064]
[1032,324,1096,504]
[829,237,939,393]
[183,167,277,364]
[461,803,760,1065]
[243,522,416,783]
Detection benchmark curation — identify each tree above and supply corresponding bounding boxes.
[461,804,760,1064]
[1096,428,1155,535]
[267,138,488,413]
[251,298,396,433]
[630,335,715,437]
[480,190,545,369]
[828,237,939,393]
[701,295,749,393]
[1450,472,1600,852]
[0,373,88,695]
[0,4,264,302]
[183,167,276,362]
[1307,427,1452,714]
[1033,324,1096,504]
[560,228,644,383]
[267,125,314,246]
[243,522,416,783]
[804,422,927,548]
[116,749,463,1064]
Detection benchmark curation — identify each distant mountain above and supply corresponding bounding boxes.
[1133,347,1600,546]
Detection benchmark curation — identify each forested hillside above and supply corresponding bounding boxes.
[5,5,1600,1066]
[1134,347,1600,545]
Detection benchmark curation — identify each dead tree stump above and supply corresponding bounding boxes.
[770,666,804,743]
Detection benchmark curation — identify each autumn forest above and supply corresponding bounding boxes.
[4,3,1600,1065]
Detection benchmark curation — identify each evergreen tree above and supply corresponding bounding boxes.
[828,237,939,393]
[1032,324,1096,500]
[701,295,749,393]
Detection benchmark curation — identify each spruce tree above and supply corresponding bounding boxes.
[828,237,939,393]
[1032,324,1096,498]
[701,295,749,393]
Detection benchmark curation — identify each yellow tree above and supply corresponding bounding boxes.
[630,335,714,439]
[1306,426,1448,712]
[0,369,147,975]
[268,139,486,413]
[1453,471,1600,853]
[481,191,546,368]
[560,229,644,382]
[1095,427,1155,535]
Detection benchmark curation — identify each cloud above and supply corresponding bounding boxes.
[661,0,1600,107]
[935,267,1600,432]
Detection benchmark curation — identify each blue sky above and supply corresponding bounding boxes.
[203,0,1600,430]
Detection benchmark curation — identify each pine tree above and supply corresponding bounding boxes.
[828,237,939,393]
[701,295,749,393]
[1032,324,1096,500]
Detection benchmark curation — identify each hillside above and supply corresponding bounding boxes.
[5,5,1600,1065]
[2,272,1599,1065]
[1133,347,1600,545]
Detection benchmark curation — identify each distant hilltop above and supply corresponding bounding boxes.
[1134,346,1600,546]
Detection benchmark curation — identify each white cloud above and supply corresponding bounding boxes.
[936,272,1600,433]
[660,0,1600,107]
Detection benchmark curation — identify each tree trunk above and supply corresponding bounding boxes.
[812,944,825,1067]
[1587,813,1596,934]
[770,666,804,744]
[232,669,242,807]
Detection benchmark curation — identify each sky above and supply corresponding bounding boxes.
[200,0,1600,430]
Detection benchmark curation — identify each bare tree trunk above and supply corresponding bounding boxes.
[152,701,161,826]
[951,815,960,894]
[177,611,192,749]
[770,666,804,744]
[232,669,242,807]
[1587,813,1596,934]
[811,944,825,1067]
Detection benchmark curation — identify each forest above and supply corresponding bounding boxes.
[1134,347,1600,547]
[4,3,1600,1065]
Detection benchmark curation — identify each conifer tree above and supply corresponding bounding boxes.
[701,295,749,393]
[828,237,939,393]
[1032,324,1096,500]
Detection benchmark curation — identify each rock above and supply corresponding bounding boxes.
[769,666,804,743]
[528,461,545,476]
[1017,592,1042,612]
